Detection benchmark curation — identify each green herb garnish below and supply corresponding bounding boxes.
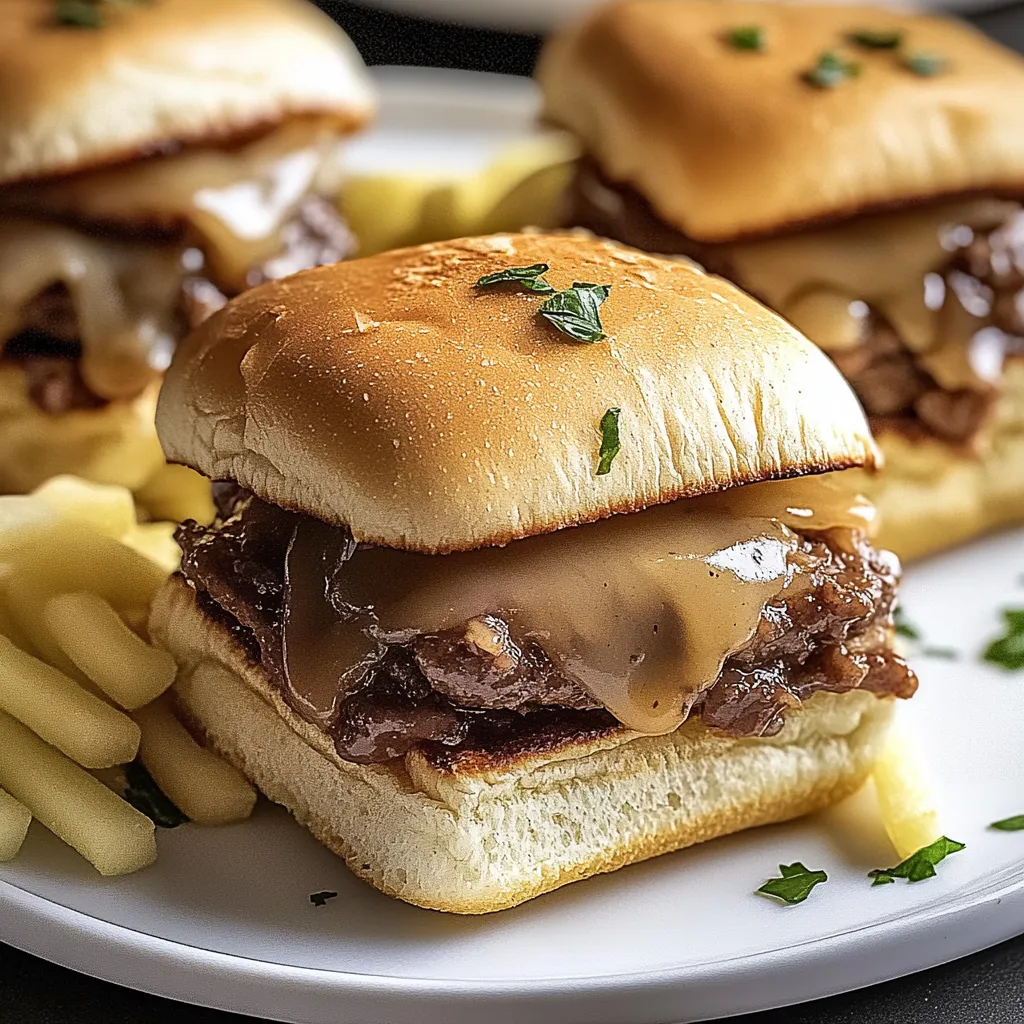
[55,0,103,26]
[903,52,948,77]
[803,51,862,89]
[475,263,555,295]
[869,836,965,886]
[921,647,959,660]
[123,759,188,829]
[727,25,765,51]
[984,610,1024,670]
[539,282,611,343]
[309,891,339,907]
[757,862,828,905]
[848,28,904,49]
[597,407,622,476]
[991,815,1024,832]
[893,606,920,641]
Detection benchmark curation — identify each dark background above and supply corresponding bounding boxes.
[3,1,1024,1021]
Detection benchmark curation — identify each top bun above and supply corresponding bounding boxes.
[0,0,375,185]
[538,0,1024,241]
[156,232,878,553]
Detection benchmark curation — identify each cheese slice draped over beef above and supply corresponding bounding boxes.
[719,199,1022,393]
[281,474,876,735]
[0,120,349,401]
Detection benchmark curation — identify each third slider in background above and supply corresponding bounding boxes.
[538,0,1024,561]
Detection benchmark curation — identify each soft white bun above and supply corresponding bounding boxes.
[0,0,374,185]
[0,367,164,493]
[860,359,1024,560]
[156,232,878,553]
[151,576,895,915]
[538,0,1024,241]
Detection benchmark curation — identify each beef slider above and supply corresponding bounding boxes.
[538,0,1024,560]
[150,231,916,914]
[0,0,374,494]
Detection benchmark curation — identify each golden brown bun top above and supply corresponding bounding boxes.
[538,0,1024,241]
[156,232,878,553]
[0,0,375,185]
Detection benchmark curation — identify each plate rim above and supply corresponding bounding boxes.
[4,861,1024,1024]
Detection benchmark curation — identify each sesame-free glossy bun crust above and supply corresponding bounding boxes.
[156,233,878,553]
[0,0,374,184]
[538,0,1024,241]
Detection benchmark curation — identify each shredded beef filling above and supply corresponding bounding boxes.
[1,197,354,414]
[566,157,1024,446]
[176,491,916,765]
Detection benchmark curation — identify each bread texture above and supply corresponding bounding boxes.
[538,0,1024,241]
[0,367,165,493]
[861,358,1024,561]
[156,232,878,553]
[151,576,895,914]
[0,0,374,185]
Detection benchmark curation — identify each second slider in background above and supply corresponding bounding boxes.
[538,0,1024,561]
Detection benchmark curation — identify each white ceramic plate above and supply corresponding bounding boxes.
[351,0,1003,34]
[2,67,1024,1024]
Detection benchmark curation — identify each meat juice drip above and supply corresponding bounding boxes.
[279,475,875,735]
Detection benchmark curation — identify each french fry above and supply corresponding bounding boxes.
[134,697,256,826]
[872,716,941,860]
[32,476,136,540]
[44,593,177,711]
[123,522,180,574]
[0,587,35,654]
[0,710,156,876]
[0,495,58,559]
[0,787,31,862]
[0,634,141,769]
[133,463,215,526]
[6,532,167,675]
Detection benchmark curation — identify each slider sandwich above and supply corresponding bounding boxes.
[150,233,918,913]
[0,0,373,494]
[539,0,1024,560]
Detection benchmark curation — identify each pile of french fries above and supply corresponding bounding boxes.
[0,476,256,876]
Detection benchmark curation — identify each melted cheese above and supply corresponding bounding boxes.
[0,121,348,400]
[0,218,182,400]
[726,199,1023,391]
[3,120,347,294]
[282,474,874,734]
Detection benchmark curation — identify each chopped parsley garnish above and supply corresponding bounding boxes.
[921,647,959,660]
[991,815,1024,832]
[727,25,765,51]
[848,28,904,49]
[984,610,1024,670]
[309,890,339,907]
[122,759,188,829]
[893,606,920,641]
[757,862,828,905]
[55,0,103,26]
[803,51,862,89]
[903,52,948,77]
[475,263,555,295]
[596,407,622,476]
[55,0,151,27]
[539,282,611,343]
[869,836,965,886]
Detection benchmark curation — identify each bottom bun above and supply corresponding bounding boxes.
[865,359,1024,562]
[0,366,166,494]
[151,576,896,915]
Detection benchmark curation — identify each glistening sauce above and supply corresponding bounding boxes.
[0,121,348,400]
[282,474,874,734]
